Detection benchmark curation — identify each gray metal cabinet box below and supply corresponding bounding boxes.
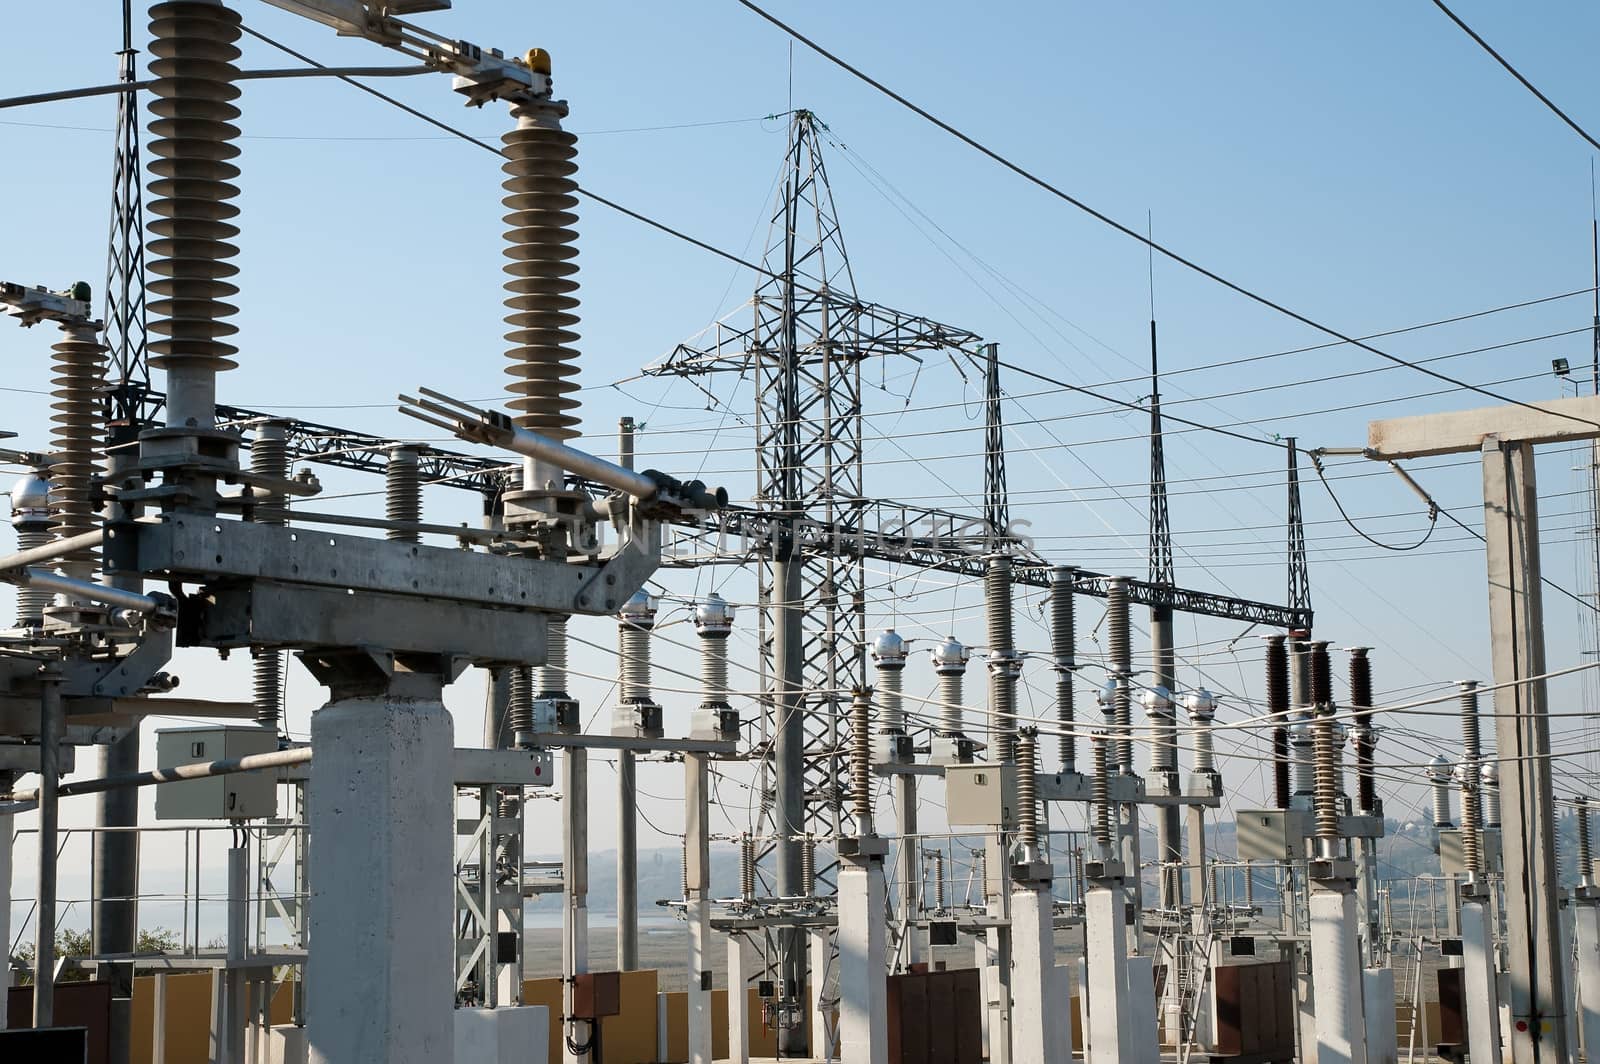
[945,763,1016,827]
[1236,810,1292,862]
[154,726,279,821]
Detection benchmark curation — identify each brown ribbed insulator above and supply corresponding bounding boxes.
[1266,635,1290,809]
[502,105,580,440]
[49,326,107,575]
[146,1,242,378]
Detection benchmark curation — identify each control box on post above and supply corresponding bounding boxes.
[944,764,1017,827]
[154,726,279,821]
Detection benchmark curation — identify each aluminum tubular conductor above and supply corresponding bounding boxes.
[146,0,242,428]
[502,48,580,446]
[1050,565,1078,773]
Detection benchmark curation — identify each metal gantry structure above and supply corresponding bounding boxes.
[21,7,1565,1064]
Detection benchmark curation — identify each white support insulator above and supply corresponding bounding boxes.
[1184,688,1217,774]
[1429,754,1454,828]
[1290,710,1316,802]
[618,590,657,705]
[502,88,581,441]
[384,445,421,543]
[872,629,907,732]
[694,594,734,706]
[739,834,756,902]
[801,833,816,891]
[1142,685,1176,774]
[931,637,968,735]
[1481,762,1501,829]
[537,616,570,698]
[10,473,52,625]
[146,0,243,423]
[931,850,946,910]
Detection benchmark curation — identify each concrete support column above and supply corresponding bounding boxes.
[34,667,62,1029]
[685,753,712,1064]
[0,770,10,1031]
[219,845,248,1064]
[562,748,589,1064]
[1463,891,1505,1064]
[1084,880,1134,1064]
[727,934,755,1064]
[1308,888,1368,1064]
[809,928,835,1061]
[895,774,922,967]
[306,676,454,1064]
[1009,884,1068,1064]
[837,857,888,1064]
[1362,968,1399,1064]
[1482,438,1568,1063]
[979,845,1013,1064]
[1575,900,1600,1063]
[617,750,638,972]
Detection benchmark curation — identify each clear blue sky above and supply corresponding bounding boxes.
[4,2,1600,927]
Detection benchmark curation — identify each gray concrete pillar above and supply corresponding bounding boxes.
[306,677,454,1064]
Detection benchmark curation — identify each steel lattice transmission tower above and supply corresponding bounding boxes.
[754,108,869,853]
[1285,436,1312,628]
[982,341,1008,538]
[1148,320,1174,587]
[103,0,150,433]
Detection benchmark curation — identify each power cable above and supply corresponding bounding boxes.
[730,0,1600,432]
[1427,0,1600,154]
[235,24,775,279]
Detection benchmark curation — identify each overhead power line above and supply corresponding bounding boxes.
[236,24,775,280]
[1427,0,1600,154]
[730,0,1600,432]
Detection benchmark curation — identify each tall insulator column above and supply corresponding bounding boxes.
[502,51,581,450]
[249,422,289,729]
[931,850,947,911]
[692,594,736,742]
[1457,680,1484,835]
[49,324,108,584]
[1265,635,1291,810]
[1347,647,1376,815]
[385,445,421,543]
[1106,577,1133,772]
[1050,566,1078,773]
[985,555,1021,764]
[9,473,52,626]
[146,0,243,428]
[615,590,662,738]
[1184,688,1217,776]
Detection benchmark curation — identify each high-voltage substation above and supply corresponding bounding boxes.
[2,3,1600,1064]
